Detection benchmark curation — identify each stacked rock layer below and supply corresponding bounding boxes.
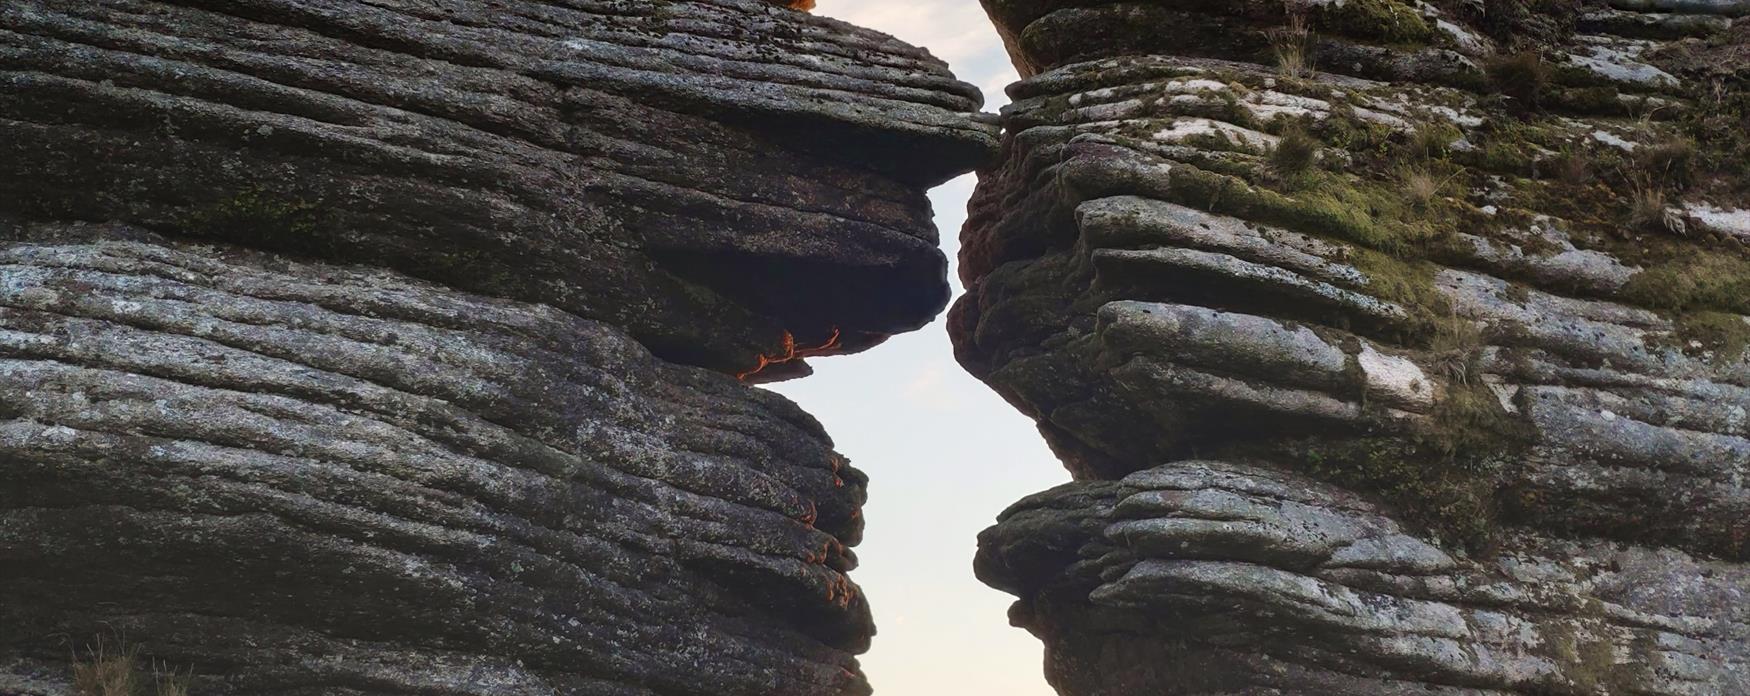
[960,0,1750,693]
[0,1,996,694]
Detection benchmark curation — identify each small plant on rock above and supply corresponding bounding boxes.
[154,670,191,696]
[1406,124,1458,161]
[1402,167,1446,210]
[1486,50,1550,110]
[71,638,191,696]
[1549,147,1593,185]
[1636,136,1696,189]
[72,641,138,696]
[1271,10,1313,78]
[1270,125,1319,177]
[1629,184,1686,235]
[1430,311,1484,386]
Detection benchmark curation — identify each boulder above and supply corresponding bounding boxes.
[960,0,1750,692]
[0,1,997,693]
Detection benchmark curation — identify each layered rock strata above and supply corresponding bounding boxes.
[960,0,1750,693]
[0,1,995,693]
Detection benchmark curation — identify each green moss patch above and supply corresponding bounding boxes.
[1622,252,1750,315]
[1651,311,1750,363]
[1271,377,1530,553]
[177,188,324,243]
[1310,0,1436,44]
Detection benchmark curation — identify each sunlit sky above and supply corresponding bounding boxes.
[765,3,1066,694]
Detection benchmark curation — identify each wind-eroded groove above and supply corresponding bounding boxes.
[0,238,877,694]
[0,314,840,534]
[0,63,930,240]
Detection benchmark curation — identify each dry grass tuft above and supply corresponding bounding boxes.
[1629,185,1685,235]
[1403,168,1442,209]
[154,671,191,696]
[1271,10,1313,78]
[1407,126,1455,161]
[1486,50,1550,109]
[1431,312,1485,386]
[1636,136,1696,187]
[73,641,138,696]
[71,638,192,696]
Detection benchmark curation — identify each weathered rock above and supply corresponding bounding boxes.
[2,0,995,375]
[0,225,871,695]
[960,0,1750,693]
[979,461,1750,695]
[0,1,996,693]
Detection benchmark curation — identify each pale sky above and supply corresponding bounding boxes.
[766,3,1065,694]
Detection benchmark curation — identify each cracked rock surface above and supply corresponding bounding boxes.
[960,0,1750,693]
[0,1,996,694]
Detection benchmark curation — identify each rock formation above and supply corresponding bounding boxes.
[0,1,995,693]
[960,0,1750,693]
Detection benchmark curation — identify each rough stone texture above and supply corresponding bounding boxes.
[960,0,1750,693]
[2,0,995,375]
[980,462,1750,695]
[0,226,871,695]
[0,1,996,694]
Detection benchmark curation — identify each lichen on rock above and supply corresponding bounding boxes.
[960,0,1750,692]
[0,1,997,693]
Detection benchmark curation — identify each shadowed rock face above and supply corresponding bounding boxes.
[960,0,1750,693]
[0,1,996,694]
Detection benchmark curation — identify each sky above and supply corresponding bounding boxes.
[764,3,1067,694]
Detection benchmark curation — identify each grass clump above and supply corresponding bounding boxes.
[1405,123,1460,161]
[1486,50,1551,110]
[1470,137,1537,176]
[1400,167,1453,210]
[1269,126,1319,177]
[155,672,190,696]
[71,638,191,696]
[1628,185,1681,235]
[73,643,138,696]
[1635,136,1696,189]
[1429,312,1484,384]
[1270,10,1313,79]
[1620,130,1689,236]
